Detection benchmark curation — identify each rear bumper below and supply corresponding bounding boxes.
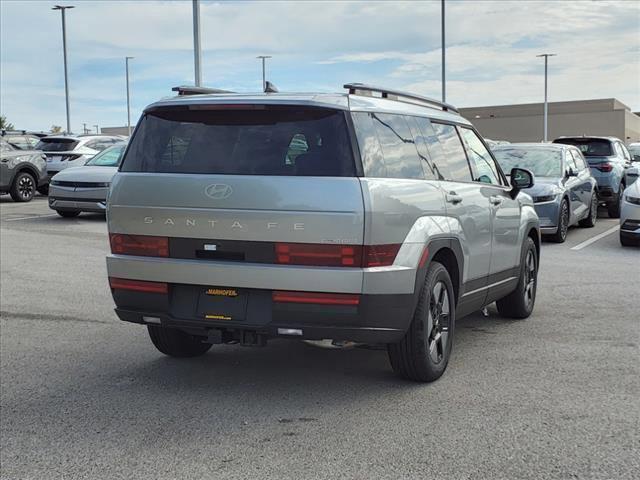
[112,286,414,344]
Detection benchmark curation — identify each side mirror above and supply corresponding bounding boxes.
[510,168,534,198]
[567,167,577,177]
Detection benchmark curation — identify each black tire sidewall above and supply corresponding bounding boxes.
[404,262,456,380]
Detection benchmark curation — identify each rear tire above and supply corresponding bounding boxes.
[147,325,212,357]
[549,199,569,243]
[56,210,80,218]
[388,261,455,382]
[496,237,538,319]
[607,184,624,218]
[9,172,35,202]
[578,192,598,227]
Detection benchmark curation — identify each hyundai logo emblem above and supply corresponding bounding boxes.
[204,183,233,200]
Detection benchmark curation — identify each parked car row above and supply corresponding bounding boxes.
[0,133,126,201]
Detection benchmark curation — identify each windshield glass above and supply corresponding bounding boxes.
[36,138,79,152]
[120,106,355,176]
[86,144,126,166]
[493,148,562,177]
[553,138,612,157]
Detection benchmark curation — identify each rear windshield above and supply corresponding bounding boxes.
[121,106,355,176]
[493,148,562,177]
[553,138,612,157]
[36,138,79,152]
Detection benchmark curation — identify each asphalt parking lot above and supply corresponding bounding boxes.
[1,195,638,480]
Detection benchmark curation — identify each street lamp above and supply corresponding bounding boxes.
[192,0,202,86]
[52,5,74,134]
[125,56,134,137]
[94,124,99,134]
[537,53,556,142]
[256,55,272,92]
[441,0,446,103]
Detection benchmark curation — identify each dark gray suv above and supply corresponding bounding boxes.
[0,139,48,202]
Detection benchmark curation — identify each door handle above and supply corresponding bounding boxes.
[489,196,503,206]
[445,192,463,204]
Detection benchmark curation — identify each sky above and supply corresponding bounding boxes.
[1,0,639,133]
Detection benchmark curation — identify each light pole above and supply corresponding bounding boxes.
[256,55,272,91]
[537,53,556,142]
[94,124,99,134]
[52,5,74,134]
[125,56,134,136]
[441,0,446,103]
[192,0,202,86]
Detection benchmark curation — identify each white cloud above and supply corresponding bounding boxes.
[0,0,638,131]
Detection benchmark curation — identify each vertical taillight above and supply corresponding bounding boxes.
[109,234,169,257]
[275,243,400,267]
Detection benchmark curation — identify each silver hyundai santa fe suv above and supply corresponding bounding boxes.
[106,83,540,382]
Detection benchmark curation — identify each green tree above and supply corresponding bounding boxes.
[0,115,14,130]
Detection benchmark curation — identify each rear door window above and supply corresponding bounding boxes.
[370,113,424,179]
[412,117,447,180]
[121,106,355,176]
[430,122,473,182]
[404,116,438,180]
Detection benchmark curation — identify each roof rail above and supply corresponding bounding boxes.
[172,85,235,96]
[344,83,458,113]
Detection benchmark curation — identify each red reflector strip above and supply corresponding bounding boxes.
[418,246,430,268]
[109,234,169,257]
[272,291,360,306]
[109,277,168,294]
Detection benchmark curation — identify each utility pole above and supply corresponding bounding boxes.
[441,0,446,103]
[94,124,99,134]
[52,5,75,134]
[125,56,134,136]
[192,0,202,86]
[536,53,556,142]
[256,55,272,91]
[82,122,88,134]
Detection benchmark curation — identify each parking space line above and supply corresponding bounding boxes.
[3,214,59,222]
[570,225,619,251]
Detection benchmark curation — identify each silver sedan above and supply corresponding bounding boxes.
[48,143,126,217]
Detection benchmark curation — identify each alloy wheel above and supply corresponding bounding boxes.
[523,249,536,309]
[426,281,450,364]
[18,175,34,200]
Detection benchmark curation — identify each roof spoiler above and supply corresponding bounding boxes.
[344,83,458,113]
[172,85,235,96]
